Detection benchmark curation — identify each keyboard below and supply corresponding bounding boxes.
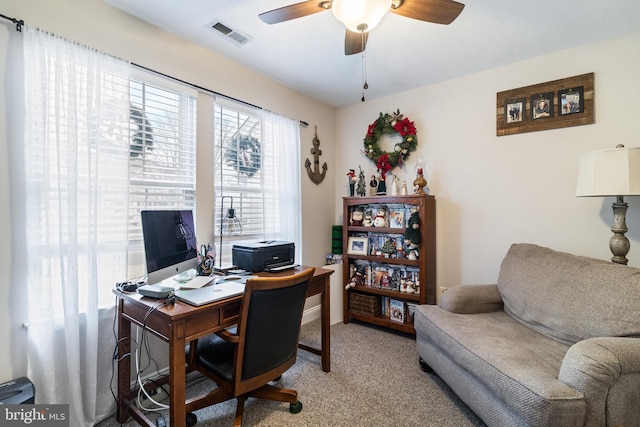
[177,275,214,289]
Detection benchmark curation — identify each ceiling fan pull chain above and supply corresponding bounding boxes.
[361,30,368,102]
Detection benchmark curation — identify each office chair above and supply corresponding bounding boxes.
[185,267,315,426]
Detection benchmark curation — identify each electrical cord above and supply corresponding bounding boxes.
[110,294,140,425]
[135,297,176,411]
[110,293,177,414]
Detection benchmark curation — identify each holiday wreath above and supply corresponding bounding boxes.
[362,109,418,178]
[224,134,261,177]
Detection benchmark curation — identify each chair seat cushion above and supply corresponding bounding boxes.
[192,333,236,383]
[415,304,586,425]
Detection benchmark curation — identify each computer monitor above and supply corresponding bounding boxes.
[141,209,199,285]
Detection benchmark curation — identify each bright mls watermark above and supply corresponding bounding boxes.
[1,405,69,426]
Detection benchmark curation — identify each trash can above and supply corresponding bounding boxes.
[0,377,35,404]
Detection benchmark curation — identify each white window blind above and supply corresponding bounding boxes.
[128,71,197,244]
[214,100,276,254]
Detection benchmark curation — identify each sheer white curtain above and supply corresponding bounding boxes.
[23,26,131,425]
[261,110,302,261]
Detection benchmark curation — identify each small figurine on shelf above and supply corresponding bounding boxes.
[413,167,427,195]
[401,181,408,195]
[373,209,387,227]
[362,211,373,227]
[390,175,399,196]
[347,169,356,196]
[376,170,387,195]
[376,154,392,196]
[369,175,378,196]
[356,166,367,196]
[404,207,421,250]
[382,237,397,258]
[405,279,415,293]
[396,241,406,259]
[345,270,364,290]
[350,208,363,226]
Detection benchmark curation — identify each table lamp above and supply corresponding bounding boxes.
[575,144,640,265]
[218,195,242,268]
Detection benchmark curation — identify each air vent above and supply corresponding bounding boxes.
[206,19,252,46]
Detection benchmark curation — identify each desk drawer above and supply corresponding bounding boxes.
[220,300,241,325]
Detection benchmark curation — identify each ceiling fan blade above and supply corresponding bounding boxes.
[345,30,368,55]
[390,0,465,25]
[259,1,330,25]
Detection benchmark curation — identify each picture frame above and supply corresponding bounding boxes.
[374,269,392,289]
[388,207,406,228]
[496,73,594,136]
[504,98,525,124]
[558,86,584,115]
[389,299,405,323]
[347,236,368,256]
[531,92,554,120]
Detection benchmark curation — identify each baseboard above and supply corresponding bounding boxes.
[301,304,321,325]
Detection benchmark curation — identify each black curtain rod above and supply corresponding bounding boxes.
[132,62,261,109]
[0,12,309,127]
[133,63,308,127]
[0,13,23,32]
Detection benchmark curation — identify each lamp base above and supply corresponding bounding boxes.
[609,198,630,265]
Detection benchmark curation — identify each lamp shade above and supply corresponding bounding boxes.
[332,0,392,33]
[576,146,640,197]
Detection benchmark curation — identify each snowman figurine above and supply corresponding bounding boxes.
[373,209,387,227]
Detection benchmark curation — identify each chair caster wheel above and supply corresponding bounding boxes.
[186,412,197,426]
[289,401,303,414]
[271,375,282,384]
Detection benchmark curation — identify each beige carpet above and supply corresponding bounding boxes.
[99,319,485,426]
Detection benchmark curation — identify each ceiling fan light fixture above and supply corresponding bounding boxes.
[332,0,392,33]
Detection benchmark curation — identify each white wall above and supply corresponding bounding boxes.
[0,0,336,382]
[335,31,640,290]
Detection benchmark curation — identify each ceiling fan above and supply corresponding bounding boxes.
[259,0,465,55]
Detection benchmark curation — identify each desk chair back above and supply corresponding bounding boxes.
[239,269,313,384]
[187,267,315,426]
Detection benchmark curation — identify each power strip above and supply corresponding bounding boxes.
[137,386,170,411]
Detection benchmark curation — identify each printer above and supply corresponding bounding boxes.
[232,240,295,272]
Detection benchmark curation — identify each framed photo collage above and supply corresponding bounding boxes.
[497,72,594,136]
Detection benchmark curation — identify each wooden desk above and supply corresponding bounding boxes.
[115,266,332,427]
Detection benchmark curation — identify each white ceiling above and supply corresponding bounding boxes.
[102,0,640,108]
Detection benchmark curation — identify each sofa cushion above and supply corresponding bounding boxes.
[415,304,586,425]
[497,243,640,346]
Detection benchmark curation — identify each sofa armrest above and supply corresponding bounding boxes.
[559,337,640,426]
[439,284,503,314]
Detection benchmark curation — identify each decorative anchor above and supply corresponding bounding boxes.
[305,126,327,185]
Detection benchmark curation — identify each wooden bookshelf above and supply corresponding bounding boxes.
[342,194,436,334]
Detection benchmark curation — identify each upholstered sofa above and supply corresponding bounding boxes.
[414,243,640,427]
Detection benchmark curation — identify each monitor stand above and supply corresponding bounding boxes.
[173,269,197,283]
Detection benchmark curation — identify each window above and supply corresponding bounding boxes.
[213,99,302,266]
[23,59,197,313]
[214,101,266,239]
[128,71,197,246]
